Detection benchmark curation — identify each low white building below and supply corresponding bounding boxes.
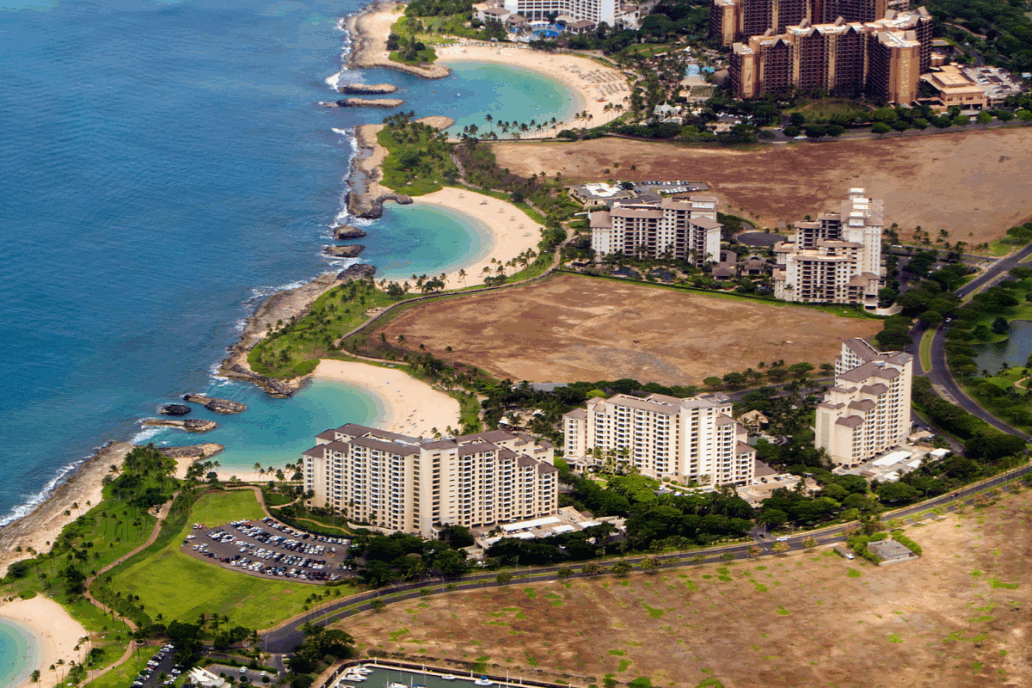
[188,668,226,688]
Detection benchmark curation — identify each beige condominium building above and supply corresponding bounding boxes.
[816,338,913,466]
[563,392,756,486]
[589,195,722,266]
[773,188,883,309]
[728,8,932,103]
[302,425,557,539]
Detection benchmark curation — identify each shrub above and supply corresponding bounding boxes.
[891,529,922,555]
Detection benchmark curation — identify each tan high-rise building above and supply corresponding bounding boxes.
[590,195,722,265]
[816,339,913,466]
[302,425,557,538]
[562,393,755,486]
[773,188,883,309]
[728,7,932,103]
[711,0,890,45]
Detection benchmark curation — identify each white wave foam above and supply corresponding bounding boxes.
[131,426,163,444]
[325,16,353,92]
[0,457,85,527]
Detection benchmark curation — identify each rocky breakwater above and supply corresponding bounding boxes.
[338,83,398,94]
[318,98,405,108]
[346,116,453,219]
[219,265,377,398]
[159,403,191,416]
[141,418,218,433]
[333,225,367,240]
[158,443,224,460]
[183,394,247,414]
[323,244,365,258]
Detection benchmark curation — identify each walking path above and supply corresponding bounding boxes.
[82,493,178,682]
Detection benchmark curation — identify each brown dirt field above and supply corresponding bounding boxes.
[491,128,1032,245]
[345,487,1032,688]
[372,273,881,386]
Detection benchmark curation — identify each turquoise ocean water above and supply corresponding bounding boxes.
[0,620,39,688]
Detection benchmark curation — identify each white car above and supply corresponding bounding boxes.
[775,536,789,542]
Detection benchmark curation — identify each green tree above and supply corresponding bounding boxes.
[871,122,892,135]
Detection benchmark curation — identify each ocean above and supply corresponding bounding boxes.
[0,619,38,687]
[0,0,577,526]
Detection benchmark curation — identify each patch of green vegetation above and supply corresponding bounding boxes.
[608,649,626,656]
[643,603,665,619]
[847,568,862,578]
[249,279,407,379]
[617,659,632,672]
[106,490,355,628]
[514,611,528,620]
[968,615,995,623]
[388,628,410,641]
[991,578,1019,589]
[943,631,989,643]
[775,606,790,616]
[888,634,903,643]
[378,112,457,195]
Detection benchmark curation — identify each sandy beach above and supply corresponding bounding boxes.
[407,187,543,288]
[0,596,88,688]
[436,44,628,134]
[347,3,450,78]
[313,360,461,437]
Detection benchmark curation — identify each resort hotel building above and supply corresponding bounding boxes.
[562,392,756,487]
[474,0,645,28]
[589,195,722,266]
[726,7,933,103]
[302,425,558,539]
[816,338,913,466]
[772,188,884,309]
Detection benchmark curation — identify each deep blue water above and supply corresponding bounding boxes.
[0,0,576,526]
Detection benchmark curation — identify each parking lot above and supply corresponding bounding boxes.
[131,643,180,688]
[180,516,350,584]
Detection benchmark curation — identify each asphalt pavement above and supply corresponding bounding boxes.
[920,242,1032,440]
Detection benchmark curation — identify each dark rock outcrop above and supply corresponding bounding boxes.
[224,364,297,398]
[141,418,218,433]
[333,225,367,240]
[338,83,398,95]
[337,263,376,282]
[347,191,413,219]
[318,98,405,108]
[323,244,365,258]
[183,394,248,415]
[159,443,225,460]
[159,404,191,416]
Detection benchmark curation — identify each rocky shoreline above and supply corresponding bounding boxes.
[218,264,376,397]
[323,244,365,258]
[345,116,453,218]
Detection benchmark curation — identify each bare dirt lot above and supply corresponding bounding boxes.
[372,273,881,386]
[491,128,1032,245]
[345,487,1032,688]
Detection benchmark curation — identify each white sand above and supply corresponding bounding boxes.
[436,44,629,135]
[313,360,461,438]
[406,187,543,289]
[0,596,88,688]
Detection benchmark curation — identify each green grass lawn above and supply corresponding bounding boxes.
[248,279,409,378]
[920,328,934,371]
[785,98,871,123]
[85,650,151,688]
[105,490,355,630]
[619,42,677,58]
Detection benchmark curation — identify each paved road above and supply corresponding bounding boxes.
[260,462,1031,654]
[920,242,1032,440]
